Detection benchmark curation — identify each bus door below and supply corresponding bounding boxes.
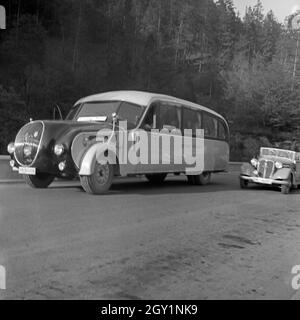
[136,101,182,174]
[182,107,203,174]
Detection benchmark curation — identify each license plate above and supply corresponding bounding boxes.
[254,177,272,185]
[19,167,36,175]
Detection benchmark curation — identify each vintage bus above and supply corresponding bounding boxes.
[7,91,230,194]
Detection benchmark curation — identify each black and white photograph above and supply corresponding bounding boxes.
[1,0,300,304]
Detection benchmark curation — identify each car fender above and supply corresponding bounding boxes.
[240,163,254,176]
[79,142,117,176]
[272,167,293,181]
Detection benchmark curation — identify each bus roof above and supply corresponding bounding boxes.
[76,90,227,122]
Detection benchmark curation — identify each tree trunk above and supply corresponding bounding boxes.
[72,0,82,73]
[36,0,39,25]
[157,1,161,48]
[175,18,183,65]
[16,0,22,44]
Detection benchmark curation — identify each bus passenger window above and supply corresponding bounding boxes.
[203,114,218,138]
[183,108,202,137]
[218,121,228,140]
[159,103,181,131]
[142,103,159,130]
[118,102,144,129]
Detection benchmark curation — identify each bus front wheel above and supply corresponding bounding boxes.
[80,162,114,194]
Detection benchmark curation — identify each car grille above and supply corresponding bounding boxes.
[14,121,44,166]
[257,159,274,178]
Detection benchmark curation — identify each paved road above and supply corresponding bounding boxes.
[1,173,300,299]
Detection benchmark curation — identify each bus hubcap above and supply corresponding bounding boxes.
[95,164,109,185]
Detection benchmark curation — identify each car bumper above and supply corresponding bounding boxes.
[240,175,289,185]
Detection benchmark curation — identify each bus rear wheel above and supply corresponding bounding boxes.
[187,172,211,185]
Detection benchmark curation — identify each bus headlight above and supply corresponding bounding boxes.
[7,142,15,154]
[275,161,283,169]
[54,144,64,156]
[251,158,258,168]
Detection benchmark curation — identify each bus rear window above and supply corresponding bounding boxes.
[218,121,228,140]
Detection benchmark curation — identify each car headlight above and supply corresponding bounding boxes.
[54,144,64,156]
[275,161,283,169]
[251,158,258,168]
[7,142,15,154]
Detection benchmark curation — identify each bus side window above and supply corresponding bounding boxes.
[118,102,144,129]
[182,107,201,137]
[218,121,228,140]
[142,103,159,130]
[203,114,218,138]
[159,103,181,131]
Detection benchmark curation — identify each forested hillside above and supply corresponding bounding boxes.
[1,0,300,160]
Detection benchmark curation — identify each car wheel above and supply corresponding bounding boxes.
[239,177,248,189]
[281,176,292,194]
[80,162,114,194]
[23,173,55,188]
[145,173,167,184]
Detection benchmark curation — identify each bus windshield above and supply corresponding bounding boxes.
[66,101,144,127]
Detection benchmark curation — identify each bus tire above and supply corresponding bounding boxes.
[193,172,211,185]
[80,162,114,194]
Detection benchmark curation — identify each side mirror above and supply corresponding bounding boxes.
[112,112,117,121]
[112,112,121,124]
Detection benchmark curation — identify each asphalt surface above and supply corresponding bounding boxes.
[1,173,300,300]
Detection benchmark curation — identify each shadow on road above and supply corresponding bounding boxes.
[50,175,247,196]
[47,174,300,196]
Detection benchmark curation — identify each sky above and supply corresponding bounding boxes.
[232,0,300,22]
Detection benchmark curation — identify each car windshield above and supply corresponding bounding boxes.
[260,148,295,161]
[66,101,144,128]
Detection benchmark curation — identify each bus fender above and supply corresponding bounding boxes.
[79,143,117,176]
